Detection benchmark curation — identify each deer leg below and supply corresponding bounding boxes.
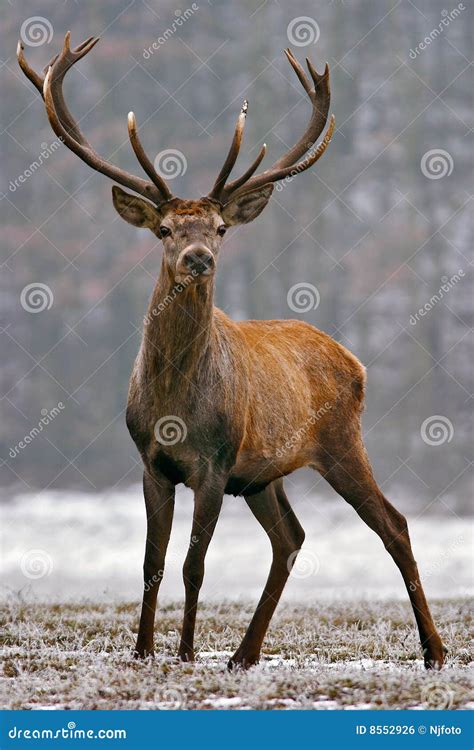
[228,479,305,670]
[177,482,224,662]
[134,470,175,658]
[318,433,445,669]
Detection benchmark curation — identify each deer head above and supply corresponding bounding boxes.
[18,33,334,285]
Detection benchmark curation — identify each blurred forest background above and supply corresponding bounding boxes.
[1,0,472,514]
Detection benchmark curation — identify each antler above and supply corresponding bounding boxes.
[17,32,172,204]
[209,49,335,204]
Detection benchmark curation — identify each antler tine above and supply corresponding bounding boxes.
[17,32,99,146]
[211,49,333,203]
[284,48,312,95]
[227,114,335,200]
[223,143,267,195]
[20,31,169,204]
[74,35,98,54]
[128,112,173,201]
[18,33,97,88]
[208,100,248,201]
[17,40,44,95]
[44,32,100,147]
[271,49,331,171]
[306,57,329,89]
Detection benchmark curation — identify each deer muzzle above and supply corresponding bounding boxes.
[176,244,215,282]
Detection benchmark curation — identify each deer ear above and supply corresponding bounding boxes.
[221,184,274,226]
[112,186,160,229]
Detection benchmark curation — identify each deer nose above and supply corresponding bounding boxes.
[180,246,215,276]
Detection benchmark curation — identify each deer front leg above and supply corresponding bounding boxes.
[135,470,175,658]
[178,481,224,662]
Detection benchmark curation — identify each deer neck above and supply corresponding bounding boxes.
[140,260,215,390]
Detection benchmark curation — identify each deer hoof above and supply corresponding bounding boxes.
[423,643,447,670]
[227,652,260,671]
[133,645,154,660]
[177,649,195,663]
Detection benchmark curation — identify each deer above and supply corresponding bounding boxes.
[18,32,446,670]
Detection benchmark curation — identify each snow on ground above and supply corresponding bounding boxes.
[1,600,472,710]
[1,489,471,710]
[1,486,472,602]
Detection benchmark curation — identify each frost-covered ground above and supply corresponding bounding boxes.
[1,488,472,710]
[1,599,472,710]
[1,486,472,602]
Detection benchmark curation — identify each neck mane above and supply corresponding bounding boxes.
[140,261,215,390]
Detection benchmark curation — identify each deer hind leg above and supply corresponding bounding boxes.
[228,478,305,670]
[317,429,445,669]
[135,470,175,658]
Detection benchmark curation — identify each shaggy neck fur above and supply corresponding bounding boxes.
[141,259,216,391]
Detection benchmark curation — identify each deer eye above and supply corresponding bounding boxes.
[217,225,227,237]
[159,226,171,238]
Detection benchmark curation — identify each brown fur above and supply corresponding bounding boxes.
[18,32,444,669]
[117,193,445,670]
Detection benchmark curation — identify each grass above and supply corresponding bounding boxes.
[1,598,472,710]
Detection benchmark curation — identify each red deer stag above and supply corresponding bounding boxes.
[18,33,446,670]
